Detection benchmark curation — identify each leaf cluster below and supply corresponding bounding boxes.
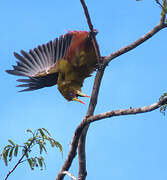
[1,140,19,166]
[0,128,62,171]
[156,0,167,19]
[159,93,167,115]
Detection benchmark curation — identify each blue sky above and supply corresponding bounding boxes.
[1,0,167,180]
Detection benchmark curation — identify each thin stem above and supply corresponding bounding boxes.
[87,96,167,123]
[80,0,101,60]
[5,150,27,180]
[4,138,35,180]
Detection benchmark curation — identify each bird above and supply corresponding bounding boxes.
[6,30,98,104]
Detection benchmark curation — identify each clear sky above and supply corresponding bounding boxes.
[1,0,167,180]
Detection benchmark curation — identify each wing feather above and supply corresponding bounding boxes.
[6,33,73,91]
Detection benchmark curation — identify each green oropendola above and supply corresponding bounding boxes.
[6,30,98,104]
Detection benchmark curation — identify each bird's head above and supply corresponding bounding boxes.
[58,83,90,104]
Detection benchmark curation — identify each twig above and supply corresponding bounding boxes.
[80,0,93,30]
[62,171,77,180]
[87,96,167,123]
[4,137,35,180]
[104,23,167,63]
[159,0,167,24]
[5,149,28,180]
[156,0,167,14]
[80,0,101,61]
[77,68,105,180]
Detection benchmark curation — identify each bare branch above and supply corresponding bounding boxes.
[80,0,101,60]
[104,23,167,64]
[77,125,88,180]
[77,95,167,179]
[78,1,103,180]
[56,117,88,180]
[80,0,93,31]
[56,2,167,180]
[56,0,105,177]
[77,66,106,180]
[160,13,166,24]
[56,96,167,180]
[87,96,167,123]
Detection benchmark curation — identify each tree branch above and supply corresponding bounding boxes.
[87,96,167,123]
[80,0,101,60]
[77,68,105,180]
[104,23,167,64]
[56,66,105,180]
[56,95,167,180]
[56,117,88,180]
[56,3,167,180]
[78,1,103,180]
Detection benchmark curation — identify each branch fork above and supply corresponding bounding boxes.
[56,1,167,180]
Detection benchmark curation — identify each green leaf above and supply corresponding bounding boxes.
[2,153,8,166]
[39,143,47,154]
[28,138,33,143]
[42,145,47,154]
[37,157,43,168]
[24,142,30,147]
[8,139,15,146]
[27,158,33,170]
[2,149,10,166]
[0,128,63,171]
[52,139,63,153]
[4,145,12,150]
[31,158,37,168]
[48,139,54,147]
[38,129,45,138]
[23,145,29,153]
[9,147,14,161]
[25,152,29,158]
[27,128,32,133]
[26,128,33,135]
[42,128,51,136]
[14,145,19,157]
[159,93,167,115]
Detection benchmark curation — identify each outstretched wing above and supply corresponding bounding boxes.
[6,33,73,91]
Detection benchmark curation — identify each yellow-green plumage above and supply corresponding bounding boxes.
[57,31,97,102]
[6,30,97,104]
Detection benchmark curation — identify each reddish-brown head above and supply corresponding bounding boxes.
[65,30,98,62]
